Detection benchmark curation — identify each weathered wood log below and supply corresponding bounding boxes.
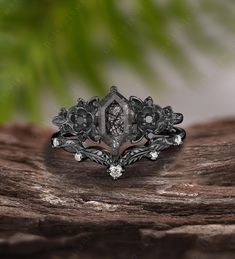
[0,119,234,258]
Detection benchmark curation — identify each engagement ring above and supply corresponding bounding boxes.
[51,86,186,179]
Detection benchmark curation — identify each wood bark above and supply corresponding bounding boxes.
[0,119,234,258]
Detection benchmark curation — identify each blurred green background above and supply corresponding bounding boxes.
[0,0,235,123]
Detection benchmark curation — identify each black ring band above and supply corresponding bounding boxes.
[51,86,186,179]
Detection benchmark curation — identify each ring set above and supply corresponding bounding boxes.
[51,86,186,179]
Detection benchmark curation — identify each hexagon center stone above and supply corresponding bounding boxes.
[105,101,124,136]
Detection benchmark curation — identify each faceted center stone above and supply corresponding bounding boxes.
[105,101,124,136]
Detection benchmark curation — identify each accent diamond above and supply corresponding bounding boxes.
[108,164,123,179]
[145,115,153,123]
[149,151,159,160]
[52,138,60,147]
[174,135,183,145]
[74,152,83,161]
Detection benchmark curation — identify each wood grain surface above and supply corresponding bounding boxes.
[0,119,234,258]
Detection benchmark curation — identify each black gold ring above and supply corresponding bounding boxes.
[51,86,186,179]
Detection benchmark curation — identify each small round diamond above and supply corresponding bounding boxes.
[52,138,60,147]
[174,135,183,145]
[149,151,159,160]
[108,165,123,179]
[74,152,83,161]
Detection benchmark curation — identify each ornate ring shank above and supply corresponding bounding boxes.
[51,86,186,179]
